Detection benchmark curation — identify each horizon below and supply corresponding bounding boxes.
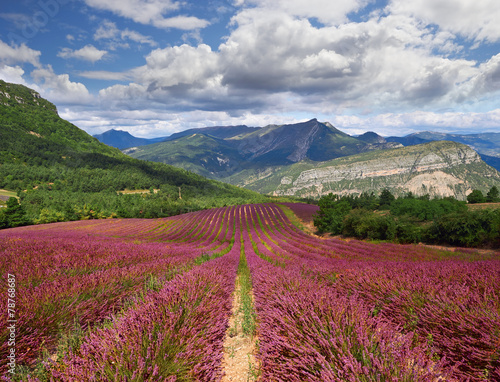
[1,0,500,138]
[93,119,498,140]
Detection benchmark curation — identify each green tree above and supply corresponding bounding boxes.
[378,189,395,209]
[34,208,66,224]
[342,209,396,241]
[467,189,486,204]
[313,194,352,234]
[0,197,30,228]
[486,186,500,203]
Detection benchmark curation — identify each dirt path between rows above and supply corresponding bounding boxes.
[221,274,259,381]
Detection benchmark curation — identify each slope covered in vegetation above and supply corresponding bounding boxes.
[0,80,267,226]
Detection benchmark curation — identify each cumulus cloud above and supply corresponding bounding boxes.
[83,0,210,30]
[93,5,497,121]
[0,65,28,84]
[59,1,500,136]
[31,65,93,104]
[0,40,41,67]
[463,54,500,98]
[57,44,108,63]
[388,0,500,43]
[235,0,369,25]
[217,8,478,112]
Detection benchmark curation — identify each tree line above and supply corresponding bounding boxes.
[314,187,500,248]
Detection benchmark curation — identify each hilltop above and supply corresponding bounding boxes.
[387,131,500,171]
[92,129,167,150]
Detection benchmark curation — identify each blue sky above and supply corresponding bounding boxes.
[1,0,500,138]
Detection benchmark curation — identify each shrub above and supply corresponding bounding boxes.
[342,209,396,241]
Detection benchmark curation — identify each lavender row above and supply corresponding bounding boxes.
[0,207,236,375]
[246,203,500,380]
[40,209,242,381]
[242,216,447,381]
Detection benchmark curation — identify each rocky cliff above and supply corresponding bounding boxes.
[241,141,500,200]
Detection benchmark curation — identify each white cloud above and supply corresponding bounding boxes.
[92,6,498,123]
[331,110,500,136]
[83,0,209,30]
[236,0,369,25]
[94,20,157,48]
[463,54,500,99]
[78,70,133,81]
[0,65,27,84]
[217,8,477,112]
[152,15,210,30]
[31,65,93,104]
[388,0,500,43]
[57,44,108,63]
[94,20,119,40]
[0,40,41,67]
[139,44,219,88]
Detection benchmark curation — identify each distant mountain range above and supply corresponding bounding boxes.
[120,119,402,178]
[93,119,500,200]
[92,129,168,149]
[96,123,500,172]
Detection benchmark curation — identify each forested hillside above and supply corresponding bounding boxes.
[0,80,267,227]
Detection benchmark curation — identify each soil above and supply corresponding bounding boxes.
[221,274,259,381]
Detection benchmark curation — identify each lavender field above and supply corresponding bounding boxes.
[1,203,499,381]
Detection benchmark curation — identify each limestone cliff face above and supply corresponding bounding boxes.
[262,141,500,200]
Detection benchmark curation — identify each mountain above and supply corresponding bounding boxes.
[93,129,167,149]
[127,118,403,170]
[387,131,500,171]
[94,125,260,150]
[0,80,266,223]
[243,141,500,200]
[164,124,259,141]
[124,133,248,179]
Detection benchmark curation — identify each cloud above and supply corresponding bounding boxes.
[388,0,500,43]
[94,20,157,48]
[78,70,133,81]
[65,2,500,137]
[217,8,477,111]
[93,7,494,119]
[57,44,108,63]
[151,15,211,30]
[236,0,369,25]
[0,40,41,67]
[463,54,500,99]
[332,109,500,136]
[139,44,219,88]
[0,65,28,84]
[31,65,93,104]
[83,0,210,30]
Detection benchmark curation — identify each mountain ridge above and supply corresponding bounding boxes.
[92,129,167,150]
